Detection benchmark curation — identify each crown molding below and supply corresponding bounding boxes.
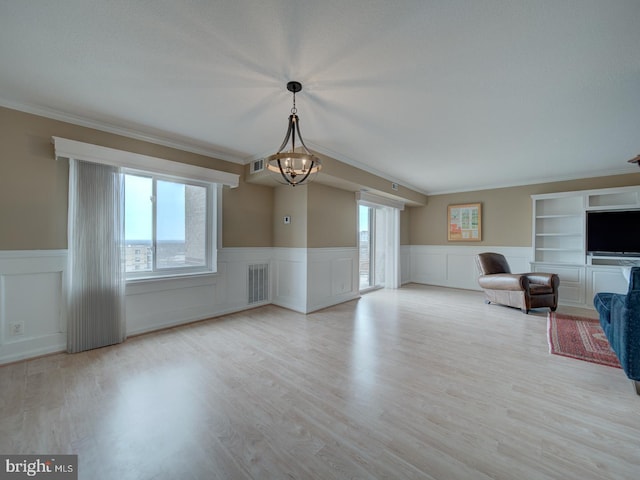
[429,166,640,195]
[0,97,245,165]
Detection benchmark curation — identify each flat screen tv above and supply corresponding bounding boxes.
[586,210,640,256]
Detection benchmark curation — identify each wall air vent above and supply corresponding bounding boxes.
[250,159,264,174]
[248,263,269,304]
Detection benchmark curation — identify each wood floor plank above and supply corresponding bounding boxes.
[1,284,639,479]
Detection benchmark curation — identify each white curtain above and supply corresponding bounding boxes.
[67,159,126,353]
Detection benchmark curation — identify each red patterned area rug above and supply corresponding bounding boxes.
[547,312,621,368]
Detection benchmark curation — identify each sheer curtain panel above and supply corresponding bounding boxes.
[67,159,126,353]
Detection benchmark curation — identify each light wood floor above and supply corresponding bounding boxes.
[1,284,639,479]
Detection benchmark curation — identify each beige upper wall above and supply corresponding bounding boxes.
[272,185,308,248]
[222,182,273,247]
[0,108,70,249]
[307,183,357,248]
[409,173,640,246]
[0,106,273,250]
[272,183,357,248]
[312,152,427,207]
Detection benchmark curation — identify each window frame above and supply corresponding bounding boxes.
[123,168,218,281]
[53,137,238,282]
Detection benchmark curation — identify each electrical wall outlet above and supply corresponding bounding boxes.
[10,322,25,336]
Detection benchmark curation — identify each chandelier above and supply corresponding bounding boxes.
[266,81,321,186]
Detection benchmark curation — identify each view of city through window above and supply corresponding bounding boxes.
[123,175,207,273]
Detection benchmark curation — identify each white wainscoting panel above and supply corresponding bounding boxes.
[587,266,630,302]
[0,250,67,364]
[307,248,359,313]
[218,247,273,312]
[411,250,447,285]
[272,248,308,313]
[447,253,481,290]
[0,247,283,363]
[0,246,376,363]
[126,247,274,335]
[409,245,531,291]
[125,274,220,335]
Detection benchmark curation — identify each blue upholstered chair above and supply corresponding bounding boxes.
[593,267,640,395]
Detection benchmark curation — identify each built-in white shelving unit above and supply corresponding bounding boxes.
[532,192,584,264]
[531,185,640,307]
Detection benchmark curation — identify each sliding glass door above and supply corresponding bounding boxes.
[359,204,395,291]
[359,205,374,290]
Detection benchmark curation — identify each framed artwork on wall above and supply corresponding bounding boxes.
[448,203,482,241]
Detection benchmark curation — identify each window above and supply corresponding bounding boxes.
[53,137,239,280]
[123,171,216,278]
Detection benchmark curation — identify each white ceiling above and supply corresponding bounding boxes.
[1,1,639,194]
